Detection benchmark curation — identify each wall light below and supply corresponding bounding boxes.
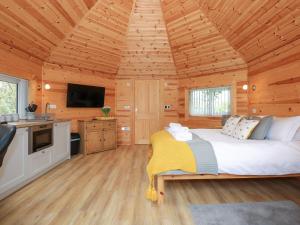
[242,84,248,91]
[44,83,51,90]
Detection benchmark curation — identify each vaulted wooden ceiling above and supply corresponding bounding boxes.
[162,0,247,77]
[0,0,299,78]
[117,0,177,78]
[197,0,300,64]
[48,0,133,76]
[0,0,96,62]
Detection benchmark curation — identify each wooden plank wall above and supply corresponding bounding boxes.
[178,69,248,128]
[248,40,300,116]
[0,44,43,112]
[115,79,134,145]
[160,79,179,127]
[116,78,178,145]
[42,63,115,132]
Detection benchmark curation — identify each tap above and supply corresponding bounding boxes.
[45,102,50,118]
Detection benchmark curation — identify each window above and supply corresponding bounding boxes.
[0,74,28,117]
[189,86,231,116]
[0,79,17,114]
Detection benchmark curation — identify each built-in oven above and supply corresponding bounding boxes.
[28,124,53,154]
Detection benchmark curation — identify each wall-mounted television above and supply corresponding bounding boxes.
[66,83,105,108]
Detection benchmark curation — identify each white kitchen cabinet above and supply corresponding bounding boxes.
[52,122,70,164]
[0,128,28,197]
[27,148,52,178]
[0,121,71,200]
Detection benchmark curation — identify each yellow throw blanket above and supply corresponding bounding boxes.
[146,130,196,201]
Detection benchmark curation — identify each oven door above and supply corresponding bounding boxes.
[29,124,53,154]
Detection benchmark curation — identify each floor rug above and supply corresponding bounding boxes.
[189,201,300,225]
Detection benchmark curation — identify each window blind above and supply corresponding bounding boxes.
[189,86,231,116]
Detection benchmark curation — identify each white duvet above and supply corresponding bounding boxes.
[191,129,300,175]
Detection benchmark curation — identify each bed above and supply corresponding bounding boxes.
[152,129,300,204]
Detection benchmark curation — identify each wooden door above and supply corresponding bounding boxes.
[134,80,160,144]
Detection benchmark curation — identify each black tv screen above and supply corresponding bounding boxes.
[67,83,105,108]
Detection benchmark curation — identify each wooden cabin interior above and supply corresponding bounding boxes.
[0,0,300,224]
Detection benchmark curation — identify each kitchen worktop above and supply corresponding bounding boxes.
[7,119,71,128]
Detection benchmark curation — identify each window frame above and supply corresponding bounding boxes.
[0,73,28,117]
[187,85,233,118]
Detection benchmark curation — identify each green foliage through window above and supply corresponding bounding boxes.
[0,80,17,114]
[189,86,231,116]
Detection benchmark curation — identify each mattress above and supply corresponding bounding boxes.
[163,129,300,176]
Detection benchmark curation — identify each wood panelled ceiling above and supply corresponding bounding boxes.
[197,0,300,63]
[48,0,134,76]
[117,0,177,78]
[161,0,247,77]
[0,0,95,62]
[0,0,299,78]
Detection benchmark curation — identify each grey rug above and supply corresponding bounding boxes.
[189,201,300,225]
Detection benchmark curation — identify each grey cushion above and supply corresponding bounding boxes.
[249,116,273,140]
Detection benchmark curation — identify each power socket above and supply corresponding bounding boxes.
[49,104,56,109]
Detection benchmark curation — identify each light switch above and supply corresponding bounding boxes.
[252,108,257,114]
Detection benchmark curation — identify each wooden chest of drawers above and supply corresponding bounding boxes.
[78,119,117,155]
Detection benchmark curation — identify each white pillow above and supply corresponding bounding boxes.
[267,116,300,141]
[232,118,260,140]
[221,116,242,136]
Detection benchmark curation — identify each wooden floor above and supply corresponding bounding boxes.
[0,145,300,225]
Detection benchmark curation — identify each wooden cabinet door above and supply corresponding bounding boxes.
[103,129,116,150]
[86,131,103,154]
[134,80,160,144]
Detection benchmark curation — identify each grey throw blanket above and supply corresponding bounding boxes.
[161,133,218,175]
[187,133,218,175]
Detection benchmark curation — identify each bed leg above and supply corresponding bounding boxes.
[157,176,165,205]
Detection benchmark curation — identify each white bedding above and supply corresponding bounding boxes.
[191,129,300,175]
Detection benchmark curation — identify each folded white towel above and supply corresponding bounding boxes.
[169,123,182,128]
[168,126,189,133]
[166,126,193,141]
[180,126,189,132]
[168,127,182,133]
[170,131,192,141]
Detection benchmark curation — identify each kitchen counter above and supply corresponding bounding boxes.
[8,119,71,128]
[0,120,71,200]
